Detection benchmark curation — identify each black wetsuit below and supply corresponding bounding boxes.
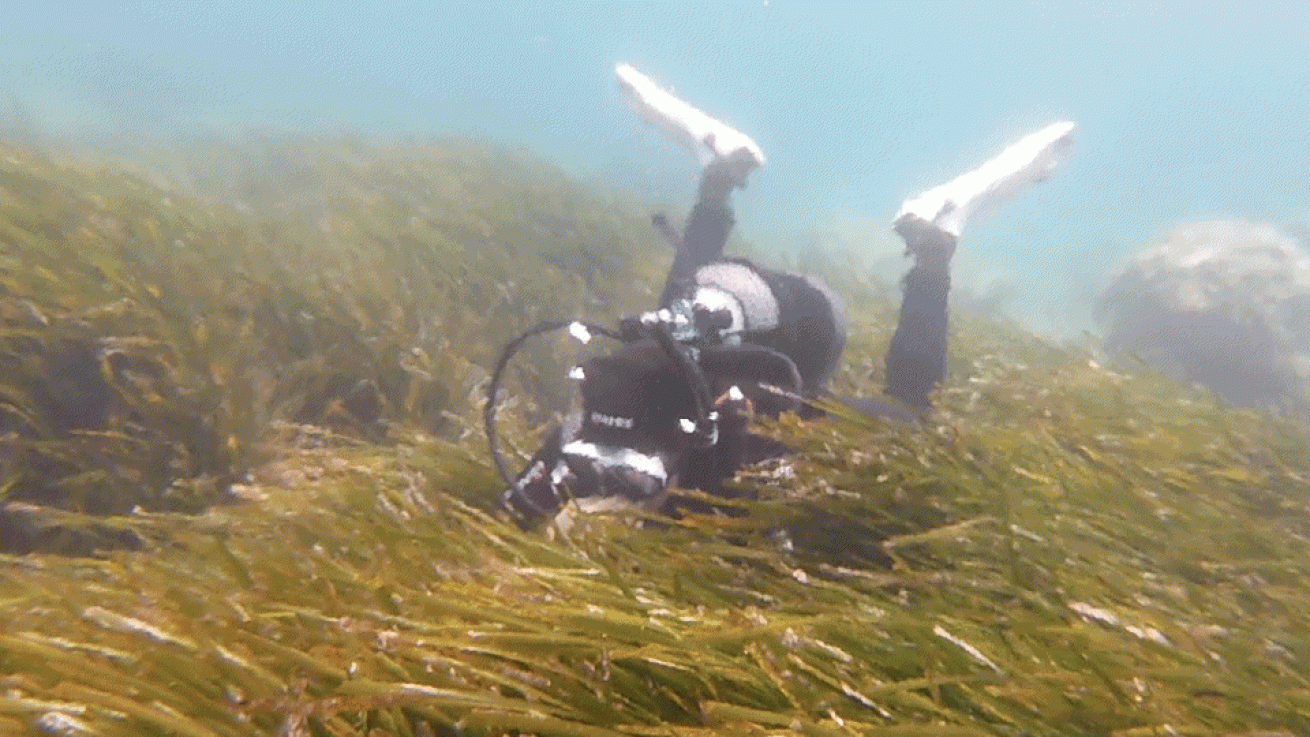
[665,169,953,412]
[501,168,953,524]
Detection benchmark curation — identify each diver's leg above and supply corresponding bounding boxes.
[613,63,764,306]
[883,121,1078,410]
[884,219,956,410]
[659,162,740,306]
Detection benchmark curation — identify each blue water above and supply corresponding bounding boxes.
[2,1,1306,334]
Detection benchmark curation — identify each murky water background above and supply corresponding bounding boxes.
[2,1,1306,333]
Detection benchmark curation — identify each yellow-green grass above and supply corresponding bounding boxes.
[0,136,1307,735]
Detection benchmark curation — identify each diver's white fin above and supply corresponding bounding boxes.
[615,63,765,178]
[894,121,1076,240]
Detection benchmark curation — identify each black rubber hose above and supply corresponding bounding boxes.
[484,319,621,490]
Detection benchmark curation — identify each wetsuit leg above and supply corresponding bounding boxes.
[884,263,951,410]
[658,166,738,307]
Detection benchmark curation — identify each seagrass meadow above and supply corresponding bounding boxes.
[1,136,1309,736]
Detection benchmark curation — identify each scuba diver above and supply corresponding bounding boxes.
[487,63,1076,527]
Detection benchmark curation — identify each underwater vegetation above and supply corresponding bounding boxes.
[0,136,1309,735]
[0,136,666,553]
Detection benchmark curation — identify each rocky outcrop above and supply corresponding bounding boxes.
[1098,220,1310,414]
